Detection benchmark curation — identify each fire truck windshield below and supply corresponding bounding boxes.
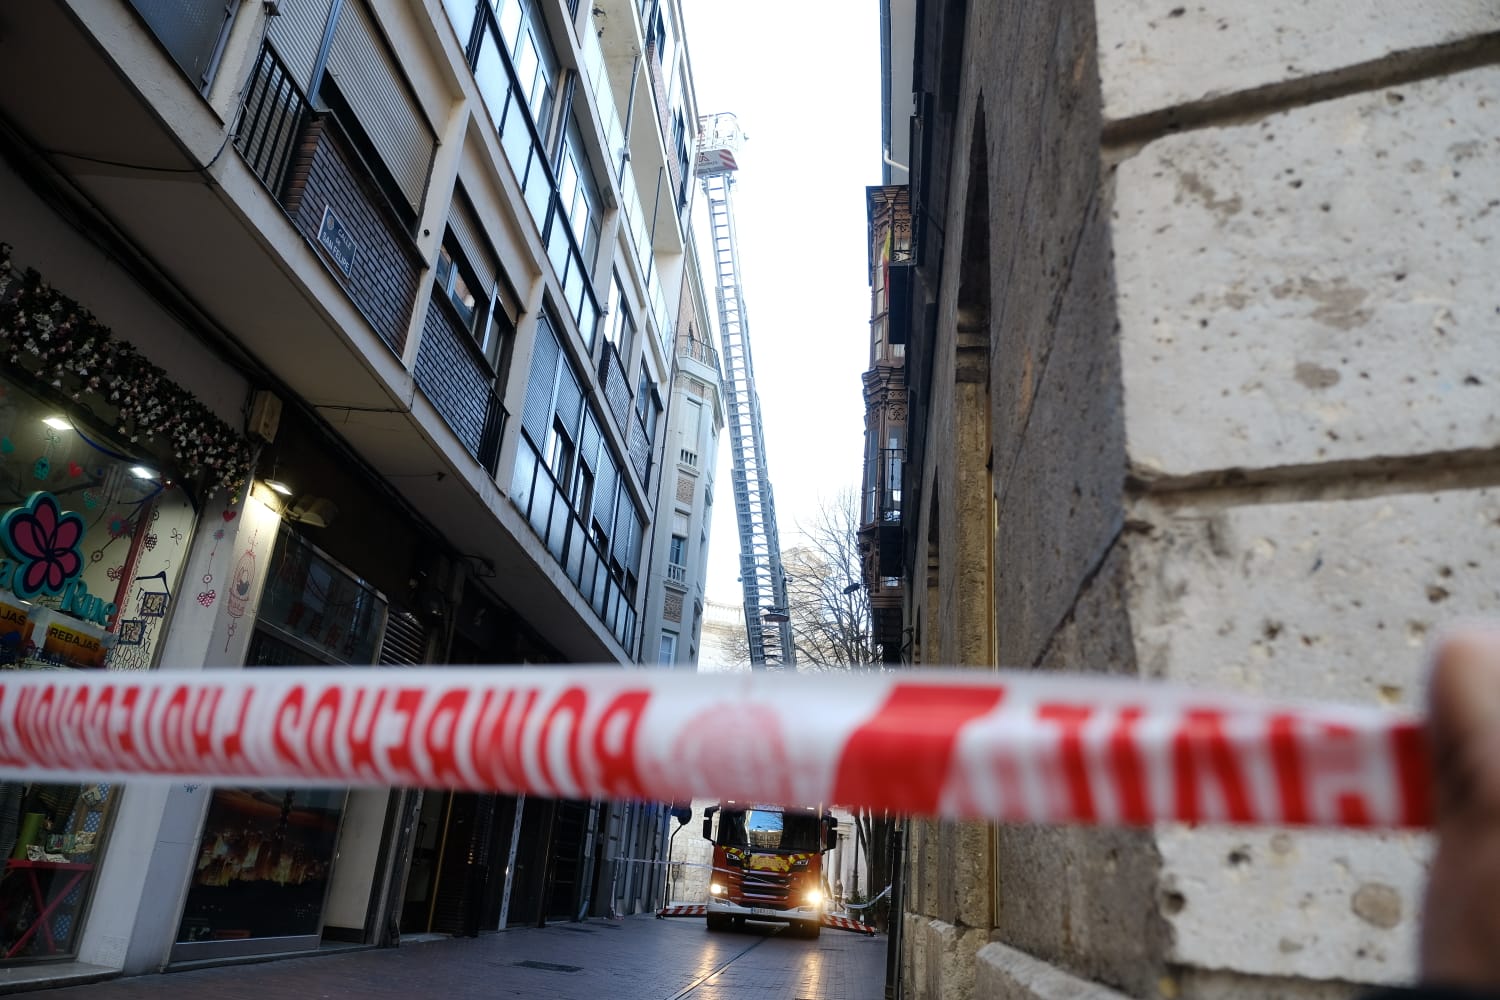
[718,809,822,853]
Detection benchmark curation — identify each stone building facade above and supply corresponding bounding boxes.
[886,1,1500,997]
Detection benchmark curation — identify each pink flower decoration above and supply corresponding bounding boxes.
[1,492,85,598]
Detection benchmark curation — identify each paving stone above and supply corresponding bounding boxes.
[35,914,890,1000]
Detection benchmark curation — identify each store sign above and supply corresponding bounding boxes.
[0,492,115,624]
[40,618,107,668]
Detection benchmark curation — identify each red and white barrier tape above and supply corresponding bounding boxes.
[823,914,877,935]
[0,666,1430,828]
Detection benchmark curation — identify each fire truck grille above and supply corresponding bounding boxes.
[741,871,791,905]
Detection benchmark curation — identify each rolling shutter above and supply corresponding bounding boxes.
[554,362,583,440]
[446,186,498,297]
[266,0,332,91]
[325,0,435,213]
[520,319,560,445]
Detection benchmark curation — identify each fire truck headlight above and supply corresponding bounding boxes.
[710,882,726,896]
[805,889,823,907]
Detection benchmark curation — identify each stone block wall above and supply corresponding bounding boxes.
[899,1,1500,998]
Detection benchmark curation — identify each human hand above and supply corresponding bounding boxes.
[1420,626,1500,988]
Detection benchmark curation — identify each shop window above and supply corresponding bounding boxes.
[0,370,197,964]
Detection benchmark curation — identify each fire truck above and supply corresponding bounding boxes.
[701,802,837,938]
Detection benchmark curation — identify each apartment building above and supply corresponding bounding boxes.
[638,226,723,669]
[0,0,709,987]
[857,184,909,668]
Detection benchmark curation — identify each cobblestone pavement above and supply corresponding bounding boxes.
[38,914,889,999]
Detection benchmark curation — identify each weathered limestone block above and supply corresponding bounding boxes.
[1114,66,1500,481]
[976,941,1133,1000]
[1121,487,1499,984]
[995,824,1167,997]
[995,206,1125,670]
[991,545,1167,995]
[936,820,995,929]
[1154,826,1429,985]
[905,912,931,999]
[918,917,988,1000]
[1096,0,1500,123]
[1126,488,1500,702]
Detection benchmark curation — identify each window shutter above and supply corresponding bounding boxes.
[266,0,334,92]
[579,411,602,475]
[325,0,435,213]
[613,498,634,568]
[593,454,619,529]
[554,361,583,439]
[446,187,498,298]
[520,319,559,445]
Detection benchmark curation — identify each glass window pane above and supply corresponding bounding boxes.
[497,0,522,53]
[474,33,511,128]
[450,269,477,328]
[559,157,578,215]
[516,36,539,109]
[442,0,477,44]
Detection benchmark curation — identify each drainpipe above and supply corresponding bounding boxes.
[619,51,642,185]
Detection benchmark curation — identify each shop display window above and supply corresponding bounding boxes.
[0,371,196,962]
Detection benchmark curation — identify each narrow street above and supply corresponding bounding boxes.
[35,916,888,1000]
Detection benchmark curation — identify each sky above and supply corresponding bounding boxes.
[679,0,884,609]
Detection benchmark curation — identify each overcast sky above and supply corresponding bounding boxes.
[680,0,884,609]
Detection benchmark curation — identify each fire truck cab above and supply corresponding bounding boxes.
[701,802,837,938]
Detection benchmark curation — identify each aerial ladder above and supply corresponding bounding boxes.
[695,113,795,670]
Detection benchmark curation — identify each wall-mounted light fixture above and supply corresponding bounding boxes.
[41,416,71,430]
[283,495,338,529]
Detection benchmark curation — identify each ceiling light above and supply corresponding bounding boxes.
[264,479,294,496]
[42,416,71,430]
[130,466,158,480]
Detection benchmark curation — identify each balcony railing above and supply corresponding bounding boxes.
[511,431,638,652]
[678,336,718,373]
[416,295,507,476]
[236,42,309,196]
[665,562,686,585]
[678,449,697,470]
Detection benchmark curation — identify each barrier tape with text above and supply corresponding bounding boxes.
[0,665,1430,828]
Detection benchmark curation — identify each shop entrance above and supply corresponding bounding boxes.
[401,794,517,936]
[171,531,390,964]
